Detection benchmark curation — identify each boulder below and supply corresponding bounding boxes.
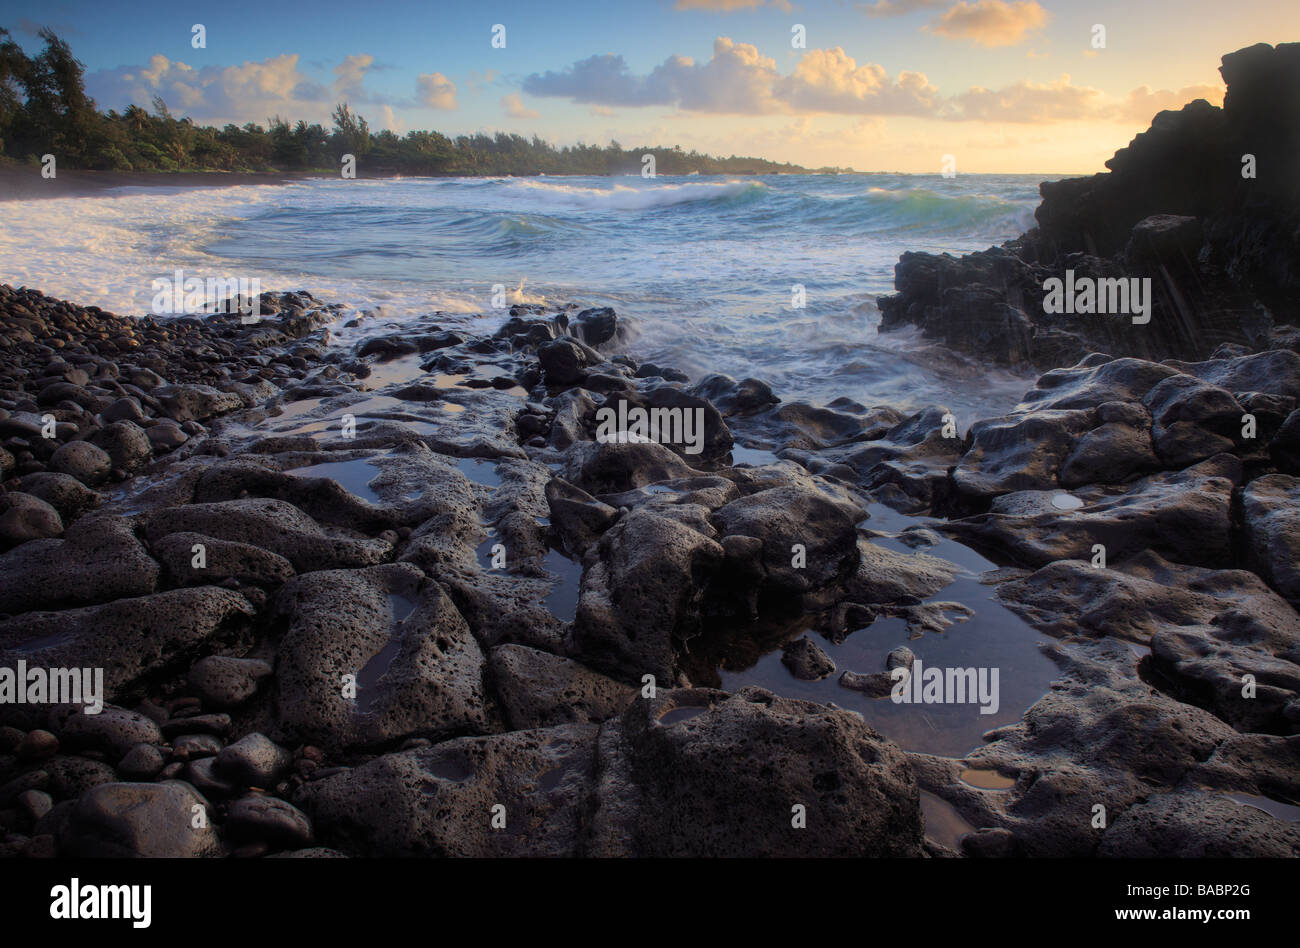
[1241,474,1300,607]
[60,781,222,857]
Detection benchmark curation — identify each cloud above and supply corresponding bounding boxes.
[83,51,415,125]
[465,69,499,94]
[502,92,539,119]
[333,54,375,97]
[927,0,1048,47]
[858,0,946,16]
[951,74,1101,122]
[377,104,405,133]
[1117,83,1224,123]
[781,47,941,115]
[525,38,937,116]
[658,38,784,112]
[417,72,458,110]
[529,38,1222,128]
[524,54,674,107]
[87,53,338,124]
[948,76,1223,125]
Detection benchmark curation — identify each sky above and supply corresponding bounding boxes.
[4,0,1297,173]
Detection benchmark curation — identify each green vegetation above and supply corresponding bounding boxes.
[0,26,844,176]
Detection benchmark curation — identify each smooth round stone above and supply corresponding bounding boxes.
[1051,493,1085,510]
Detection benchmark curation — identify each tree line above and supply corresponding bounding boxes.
[0,27,842,176]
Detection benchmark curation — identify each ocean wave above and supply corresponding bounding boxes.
[496,178,765,212]
[0,173,1039,336]
[783,185,1031,235]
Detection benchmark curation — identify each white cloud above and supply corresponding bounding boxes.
[417,72,458,110]
[523,39,1161,125]
[377,104,405,133]
[927,1,1049,47]
[89,53,336,125]
[526,38,939,116]
[781,47,941,115]
[502,93,539,119]
[951,74,1101,122]
[333,54,375,97]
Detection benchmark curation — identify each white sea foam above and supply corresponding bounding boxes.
[497,177,760,211]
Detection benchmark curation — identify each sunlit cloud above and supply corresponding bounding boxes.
[526,38,939,116]
[926,0,1049,47]
[502,92,539,119]
[1117,82,1224,122]
[951,74,1101,122]
[522,37,1155,124]
[417,72,458,110]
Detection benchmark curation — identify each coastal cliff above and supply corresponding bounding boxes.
[879,42,1300,369]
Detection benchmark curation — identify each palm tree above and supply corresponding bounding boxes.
[123,104,149,134]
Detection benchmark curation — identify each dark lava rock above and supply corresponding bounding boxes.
[59,781,222,857]
[117,743,165,781]
[152,531,295,589]
[16,472,103,523]
[538,336,602,386]
[224,794,314,849]
[940,454,1240,569]
[488,644,635,729]
[57,706,163,762]
[0,586,254,702]
[689,374,780,416]
[48,441,111,487]
[571,307,619,347]
[0,514,159,614]
[780,636,836,681]
[141,498,391,572]
[187,656,275,709]
[272,563,490,750]
[214,733,293,789]
[1241,474,1300,607]
[299,686,922,857]
[585,687,924,857]
[573,506,724,682]
[0,492,63,547]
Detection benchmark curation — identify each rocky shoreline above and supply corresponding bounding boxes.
[1,43,1299,859]
[0,269,1297,858]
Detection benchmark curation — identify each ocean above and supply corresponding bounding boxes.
[0,172,1047,421]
